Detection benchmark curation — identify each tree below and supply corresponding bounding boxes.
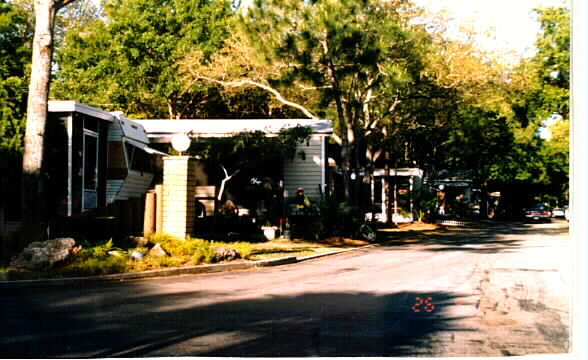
[502,6,570,204]
[0,0,32,157]
[21,0,78,225]
[532,7,569,204]
[541,118,569,203]
[0,0,33,223]
[532,6,569,120]
[52,0,235,119]
[182,0,422,206]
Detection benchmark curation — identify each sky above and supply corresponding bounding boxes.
[241,0,569,63]
[411,0,570,61]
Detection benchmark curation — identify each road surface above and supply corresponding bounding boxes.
[0,220,571,357]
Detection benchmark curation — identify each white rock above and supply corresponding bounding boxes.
[148,243,169,257]
[10,237,76,271]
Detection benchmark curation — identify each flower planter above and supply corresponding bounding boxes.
[261,226,278,240]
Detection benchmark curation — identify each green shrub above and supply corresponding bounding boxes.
[0,267,10,280]
[61,256,129,276]
[156,256,184,268]
[148,232,181,244]
[62,233,252,275]
[78,239,115,260]
[191,246,216,265]
[59,239,131,276]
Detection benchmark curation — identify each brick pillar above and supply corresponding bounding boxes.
[162,156,197,239]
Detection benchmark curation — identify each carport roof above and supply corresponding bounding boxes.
[133,118,332,142]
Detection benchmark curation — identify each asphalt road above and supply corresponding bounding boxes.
[0,220,570,357]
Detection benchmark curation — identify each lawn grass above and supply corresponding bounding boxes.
[0,266,10,281]
[248,238,359,260]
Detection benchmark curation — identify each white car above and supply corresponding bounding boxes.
[552,208,565,218]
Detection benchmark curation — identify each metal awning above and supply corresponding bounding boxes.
[123,137,168,156]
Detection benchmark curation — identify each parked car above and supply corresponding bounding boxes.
[551,207,565,218]
[524,204,552,222]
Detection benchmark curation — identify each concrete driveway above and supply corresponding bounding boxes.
[0,220,571,357]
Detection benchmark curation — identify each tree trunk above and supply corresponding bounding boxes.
[480,180,489,219]
[340,135,351,204]
[21,0,58,224]
[353,126,362,210]
[384,150,392,225]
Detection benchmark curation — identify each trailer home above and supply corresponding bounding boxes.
[47,101,166,217]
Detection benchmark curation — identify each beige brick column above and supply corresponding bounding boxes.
[162,156,197,239]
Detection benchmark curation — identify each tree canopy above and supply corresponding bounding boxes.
[0,0,32,157]
[52,0,236,118]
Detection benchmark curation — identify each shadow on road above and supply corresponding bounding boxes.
[377,221,568,254]
[1,284,477,357]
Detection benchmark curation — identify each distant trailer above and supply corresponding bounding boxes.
[47,101,167,216]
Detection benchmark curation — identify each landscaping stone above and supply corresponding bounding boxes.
[130,251,145,261]
[214,247,240,262]
[128,236,150,248]
[10,238,76,271]
[148,243,169,257]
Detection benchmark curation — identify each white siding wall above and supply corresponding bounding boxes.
[106,180,124,203]
[107,120,124,204]
[107,171,153,202]
[117,171,154,200]
[283,135,325,200]
[107,121,123,141]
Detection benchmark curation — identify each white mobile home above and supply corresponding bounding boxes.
[134,119,333,201]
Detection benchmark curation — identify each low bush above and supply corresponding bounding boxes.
[60,239,130,276]
[61,255,129,276]
[191,246,216,265]
[4,233,254,278]
[147,233,252,261]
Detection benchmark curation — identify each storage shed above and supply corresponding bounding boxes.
[47,101,166,217]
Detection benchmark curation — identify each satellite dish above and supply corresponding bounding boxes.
[171,133,191,154]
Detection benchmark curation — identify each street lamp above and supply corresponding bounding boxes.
[171,133,191,155]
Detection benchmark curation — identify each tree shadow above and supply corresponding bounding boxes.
[377,221,568,254]
[1,283,478,357]
[251,247,319,256]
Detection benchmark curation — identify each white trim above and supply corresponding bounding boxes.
[381,177,386,220]
[123,137,169,156]
[67,115,73,217]
[134,119,333,138]
[48,101,114,122]
[321,136,326,193]
[82,130,99,212]
[373,168,424,177]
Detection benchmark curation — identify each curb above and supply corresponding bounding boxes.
[435,220,466,227]
[297,244,375,261]
[0,245,373,289]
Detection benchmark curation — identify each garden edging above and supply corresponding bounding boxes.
[0,245,374,288]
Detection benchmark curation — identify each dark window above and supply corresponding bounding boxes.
[125,143,154,173]
[83,116,98,132]
[84,134,98,190]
